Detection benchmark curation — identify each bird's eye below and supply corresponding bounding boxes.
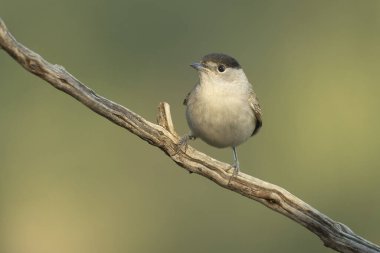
[217,65,225,72]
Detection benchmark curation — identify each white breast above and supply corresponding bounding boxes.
[186,81,256,148]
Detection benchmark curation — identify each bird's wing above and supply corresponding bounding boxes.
[183,84,199,106]
[249,90,262,136]
[183,91,190,105]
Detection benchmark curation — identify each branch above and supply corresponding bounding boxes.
[0,18,378,253]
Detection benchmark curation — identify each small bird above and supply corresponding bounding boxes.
[181,53,262,175]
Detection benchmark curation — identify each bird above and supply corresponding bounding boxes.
[181,53,262,176]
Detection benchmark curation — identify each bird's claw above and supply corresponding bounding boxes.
[228,163,240,185]
[175,134,195,154]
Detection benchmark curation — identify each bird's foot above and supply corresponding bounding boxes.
[232,161,240,175]
[228,162,240,185]
[176,134,195,154]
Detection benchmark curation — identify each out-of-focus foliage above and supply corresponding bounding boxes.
[1,1,379,252]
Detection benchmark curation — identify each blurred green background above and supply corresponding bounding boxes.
[1,1,379,252]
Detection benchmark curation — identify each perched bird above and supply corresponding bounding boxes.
[181,53,262,175]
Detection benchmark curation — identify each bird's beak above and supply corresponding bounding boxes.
[190,62,205,71]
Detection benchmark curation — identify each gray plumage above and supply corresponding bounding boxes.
[183,53,262,174]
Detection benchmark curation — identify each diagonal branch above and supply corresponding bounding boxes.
[0,18,378,253]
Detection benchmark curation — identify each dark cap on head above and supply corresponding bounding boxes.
[201,53,241,69]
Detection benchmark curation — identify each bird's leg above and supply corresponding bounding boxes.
[228,147,240,184]
[176,133,196,154]
[232,147,240,175]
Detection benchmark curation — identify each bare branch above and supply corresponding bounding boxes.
[0,18,378,253]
